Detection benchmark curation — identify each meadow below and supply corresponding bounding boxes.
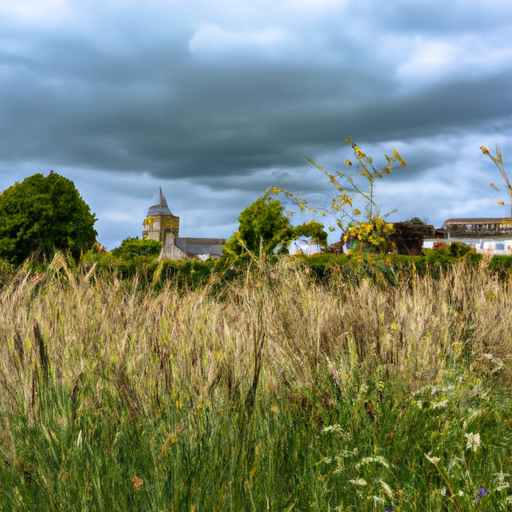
[0,254,511,511]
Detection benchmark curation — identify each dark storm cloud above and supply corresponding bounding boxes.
[2,46,393,176]
[1,0,512,247]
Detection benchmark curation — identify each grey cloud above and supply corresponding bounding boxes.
[355,0,512,35]
[1,0,512,248]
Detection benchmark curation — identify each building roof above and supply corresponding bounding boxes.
[443,217,512,226]
[147,187,173,216]
[435,217,512,239]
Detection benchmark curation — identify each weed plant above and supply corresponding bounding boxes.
[0,253,511,510]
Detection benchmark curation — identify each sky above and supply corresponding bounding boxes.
[1,0,511,249]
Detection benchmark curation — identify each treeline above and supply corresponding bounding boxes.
[2,171,512,293]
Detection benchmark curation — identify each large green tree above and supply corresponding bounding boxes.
[0,171,97,264]
[224,193,327,259]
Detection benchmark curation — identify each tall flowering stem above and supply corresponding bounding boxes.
[271,139,406,241]
[480,143,512,217]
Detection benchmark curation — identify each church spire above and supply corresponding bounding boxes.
[143,187,179,241]
[156,187,170,214]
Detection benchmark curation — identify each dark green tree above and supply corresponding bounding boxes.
[0,171,97,264]
[224,193,327,260]
[111,237,162,260]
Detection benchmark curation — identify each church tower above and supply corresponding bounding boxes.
[142,188,179,242]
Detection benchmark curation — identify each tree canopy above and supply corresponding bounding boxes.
[224,193,327,260]
[111,237,162,260]
[0,171,97,264]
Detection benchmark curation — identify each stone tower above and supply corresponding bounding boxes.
[142,188,179,242]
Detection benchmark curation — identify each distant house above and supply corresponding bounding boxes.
[288,236,323,256]
[430,217,512,255]
[142,188,226,260]
[441,217,512,238]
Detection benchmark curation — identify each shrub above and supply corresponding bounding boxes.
[111,237,162,260]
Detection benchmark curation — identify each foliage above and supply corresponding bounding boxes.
[153,258,217,291]
[80,250,216,292]
[344,216,395,255]
[480,144,512,216]
[111,237,162,260]
[78,238,487,294]
[142,215,155,229]
[0,171,97,264]
[299,245,483,284]
[0,258,511,509]
[318,372,512,511]
[0,258,15,286]
[223,193,327,261]
[488,254,512,278]
[79,242,487,294]
[272,138,406,235]
[424,241,476,259]
[224,193,290,257]
[288,219,328,247]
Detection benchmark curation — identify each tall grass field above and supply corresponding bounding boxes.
[0,255,511,510]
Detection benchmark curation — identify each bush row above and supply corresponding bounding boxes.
[2,244,512,292]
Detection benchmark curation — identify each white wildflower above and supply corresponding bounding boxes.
[379,479,394,498]
[466,409,483,423]
[356,455,390,470]
[333,457,345,474]
[432,399,449,409]
[321,424,352,439]
[425,453,440,465]
[465,432,481,452]
[349,478,367,486]
[413,400,424,409]
[322,424,342,434]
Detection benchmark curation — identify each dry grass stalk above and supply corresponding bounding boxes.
[0,258,511,418]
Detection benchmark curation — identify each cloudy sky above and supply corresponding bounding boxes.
[1,0,511,249]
